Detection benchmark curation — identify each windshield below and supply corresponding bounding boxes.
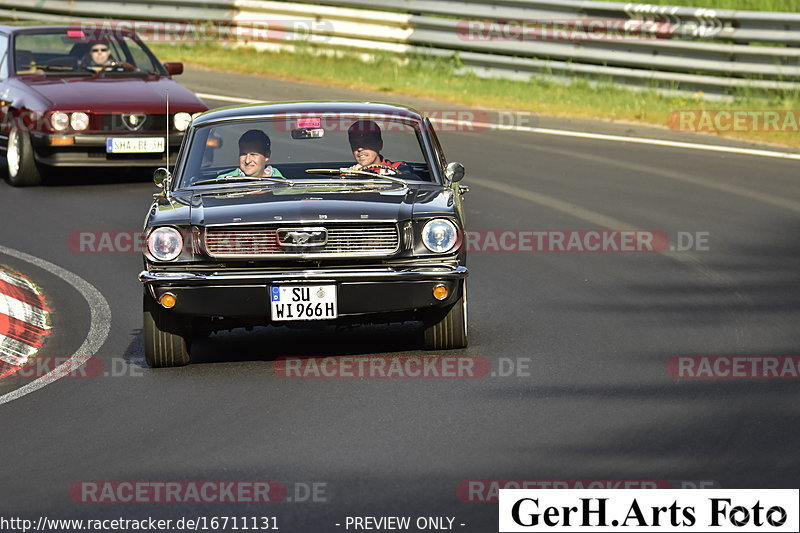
[178,115,434,188]
[13,30,161,76]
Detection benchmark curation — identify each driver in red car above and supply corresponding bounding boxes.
[346,120,412,175]
[83,40,135,72]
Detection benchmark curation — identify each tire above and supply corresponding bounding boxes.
[7,126,43,187]
[143,294,191,367]
[423,281,468,350]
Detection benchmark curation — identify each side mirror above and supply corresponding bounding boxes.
[163,62,183,75]
[444,161,465,183]
[154,167,171,188]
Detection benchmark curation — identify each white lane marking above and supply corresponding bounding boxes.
[439,119,800,162]
[0,295,50,329]
[0,246,111,407]
[194,91,800,162]
[515,139,800,214]
[468,177,751,303]
[196,92,265,104]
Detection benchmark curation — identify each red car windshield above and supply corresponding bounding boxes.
[14,30,161,76]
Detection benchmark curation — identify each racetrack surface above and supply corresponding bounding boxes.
[0,68,798,531]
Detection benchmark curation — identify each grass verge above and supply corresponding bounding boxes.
[150,42,800,149]
[632,0,795,10]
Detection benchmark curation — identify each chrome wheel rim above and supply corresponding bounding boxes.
[7,129,20,178]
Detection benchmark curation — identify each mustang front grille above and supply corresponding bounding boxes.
[204,224,400,258]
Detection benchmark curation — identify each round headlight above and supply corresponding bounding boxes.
[70,112,89,131]
[173,112,192,132]
[147,227,183,261]
[50,112,69,131]
[422,219,458,253]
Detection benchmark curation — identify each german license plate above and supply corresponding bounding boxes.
[105,137,165,153]
[270,285,337,321]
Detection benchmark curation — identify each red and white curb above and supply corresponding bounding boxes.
[0,267,52,378]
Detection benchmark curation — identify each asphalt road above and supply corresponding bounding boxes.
[0,67,798,532]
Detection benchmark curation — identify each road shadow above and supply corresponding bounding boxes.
[0,160,155,187]
[124,321,428,368]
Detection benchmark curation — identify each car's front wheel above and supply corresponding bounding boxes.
[6,127,43,187]
[143,294,191,367]
[423,281,468,350]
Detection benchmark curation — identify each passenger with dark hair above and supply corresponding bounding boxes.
[346,120,412,175]
[219,129,284,178]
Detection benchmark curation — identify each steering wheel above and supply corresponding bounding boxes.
[361,163,400,175]
[100,61,138,72]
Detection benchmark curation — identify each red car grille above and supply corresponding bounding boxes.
[204,224,399,258]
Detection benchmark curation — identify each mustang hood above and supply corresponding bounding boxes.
[190,187,421,226]
[19,76,205,112]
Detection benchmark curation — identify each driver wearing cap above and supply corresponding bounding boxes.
[347,120,412,175]
[218,130,284,178]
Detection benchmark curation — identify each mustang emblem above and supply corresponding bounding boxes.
[277,228,327,247]
[122,113,146,131]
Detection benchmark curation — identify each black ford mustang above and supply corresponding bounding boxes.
[139,102,469,367]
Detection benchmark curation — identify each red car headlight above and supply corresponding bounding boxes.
[70,112,89,131]
[50,112,69,131]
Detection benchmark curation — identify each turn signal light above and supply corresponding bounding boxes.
[432,284,448,301]
[50,135,74,146]
[159,293,177,309]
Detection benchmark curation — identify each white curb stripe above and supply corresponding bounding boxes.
[0,295,50,330]
[0,270,42,293]
[0,266,51,370]
[0,246,111,406]
[0,336,37,364]
[194,91,800,162]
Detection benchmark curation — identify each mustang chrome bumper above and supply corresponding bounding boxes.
[139,265,468,284]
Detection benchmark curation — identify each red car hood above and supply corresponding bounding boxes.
[19,75,206,113]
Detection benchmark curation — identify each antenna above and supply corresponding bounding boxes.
[164,90,171,199]
[165,89,170,172]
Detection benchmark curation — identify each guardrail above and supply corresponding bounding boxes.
[0,0,797,97]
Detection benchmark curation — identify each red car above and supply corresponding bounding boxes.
[0,25,207,186]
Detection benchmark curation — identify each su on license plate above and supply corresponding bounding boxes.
[270,285,337,321]
[105,137,165,153]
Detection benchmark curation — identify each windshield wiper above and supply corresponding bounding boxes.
[193,175,295,187]
[305,168,408,188]
[40,64,75,71]
[28,65,92,75]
